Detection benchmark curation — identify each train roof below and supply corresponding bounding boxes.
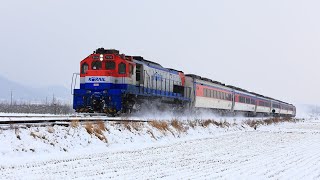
[186,74,226,86]
[226,85,248,93]
[185,74,201,79]
[186,74,293,106]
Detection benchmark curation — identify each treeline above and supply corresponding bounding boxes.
[0,101,73,114]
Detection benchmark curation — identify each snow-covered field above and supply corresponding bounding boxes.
[0,115,319,179]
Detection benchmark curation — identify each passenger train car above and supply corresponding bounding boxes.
[72,48,296,117]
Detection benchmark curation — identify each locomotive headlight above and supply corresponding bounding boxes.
[100,54,103,61]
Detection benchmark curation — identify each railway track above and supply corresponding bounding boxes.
[0,114,148,126]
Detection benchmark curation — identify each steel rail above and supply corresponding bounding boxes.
[0,116,149,126]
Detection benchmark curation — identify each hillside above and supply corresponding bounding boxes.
[0,75,71,103]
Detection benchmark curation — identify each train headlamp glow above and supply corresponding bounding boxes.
[100,54,103,61]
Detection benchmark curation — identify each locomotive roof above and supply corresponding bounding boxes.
[132,56,163,68]
[167,68,183,73]
[94,48,119,54]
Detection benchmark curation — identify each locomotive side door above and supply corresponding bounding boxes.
[135,64,144,86]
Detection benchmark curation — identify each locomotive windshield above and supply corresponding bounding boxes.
[92,61,102,70]
[81,63,88,74]
[106,61,115,70]
[118,63,126,74]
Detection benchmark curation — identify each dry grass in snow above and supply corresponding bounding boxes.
[148,120,169,132]
[244,117,297,129]
[171,119,185,132]
[70,120,80,128]
[84,121,108,143]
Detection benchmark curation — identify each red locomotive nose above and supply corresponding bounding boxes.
[80,54,118,77]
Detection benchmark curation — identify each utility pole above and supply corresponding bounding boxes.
[52,94,57,114]
[10,90,13,106]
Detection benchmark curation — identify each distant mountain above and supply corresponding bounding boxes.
[0,75,71,103]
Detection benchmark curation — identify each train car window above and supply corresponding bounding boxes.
[251,99,255,105]
[92,61,102,70]
[106,61,115,70]
[118,63,126,74]
[81,63,88,74]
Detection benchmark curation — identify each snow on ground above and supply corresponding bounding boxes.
[0,116,319,179]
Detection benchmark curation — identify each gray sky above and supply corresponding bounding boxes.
[0,0,319,104]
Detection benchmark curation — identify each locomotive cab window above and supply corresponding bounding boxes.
[92,61,102,70]
[129,64,134,75]
[118,62,126,74]
[106,61,115,70]
[81,63,88,74]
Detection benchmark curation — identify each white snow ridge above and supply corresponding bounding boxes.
[0,116,320,179]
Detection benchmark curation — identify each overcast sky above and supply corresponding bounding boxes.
[0,0,319,105]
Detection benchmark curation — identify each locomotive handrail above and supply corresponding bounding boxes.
[71,73,80,95]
